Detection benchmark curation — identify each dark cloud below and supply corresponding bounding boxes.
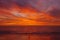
[15,0,29,7]
[48,8,60,18]
[0,0,13,9]
[0,0,60,10]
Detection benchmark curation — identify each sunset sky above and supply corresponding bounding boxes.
[0,0,60,25]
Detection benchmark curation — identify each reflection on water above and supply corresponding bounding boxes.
[0,26,60,40]
[0,33,60,40]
